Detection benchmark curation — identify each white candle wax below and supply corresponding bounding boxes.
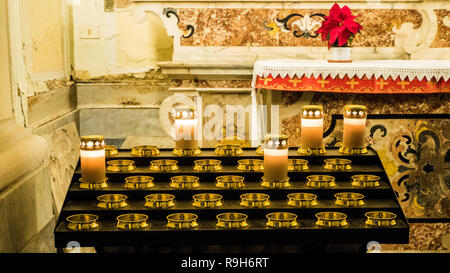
[80,149,106,182]
[343,118,366,148]
[301,118,324,148]
[174,119,198,150]
[264,148,288,181]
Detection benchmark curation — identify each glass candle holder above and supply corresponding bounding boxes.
[339,105,368,154]
[215,175,245,189]
[124,176,155,189]
[131,145,160,156]
[145,194,175,209]
[266,212,298,228]
[261,135,290,188]
[172,107,201,156]
[79,135,108,188]
[216,213,248,229]
[298,105,326,155]
[167,213,199,229]
[169,175,200,189]
[192,193,223,208]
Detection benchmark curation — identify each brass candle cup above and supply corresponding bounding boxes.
[78,177,109,190]
[216,213,248,229]
[173,146,201,156]
[306,175,336,188]
[96,194,128,209]
[334,192,365,207]
[240,193,271,208]
[192,193,223,208]
[266,212,298,228]
[315,212,348,227]
[193,159,222,172]
[150,159,179,172]
[351,174,381,188]
[116,213,149,230]
[365,211,397,227]
[145,194,175,209]
[287,159,309,171]
[255,145,264,155]
[170,175,200,189]
[124,176,155,189]
[237,159,264,171]
[297,147,326,155]
[323,158,352,171]
[214,144,243,156]
[131,145,160,156]
[339,146,368,155]
[166,213,199,229]
[261,177,291,188]
[106,160,136,172]
[66,214,99,231]
[215,175,245,189]
[105,145,118,156]
[287,193,318,207]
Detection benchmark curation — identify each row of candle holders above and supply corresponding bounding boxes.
[80,174,381,190]
[66,210,398,231]
[104,158,353,172]
[95,192,367,209]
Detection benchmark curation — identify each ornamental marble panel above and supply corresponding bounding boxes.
[176,8,428,47]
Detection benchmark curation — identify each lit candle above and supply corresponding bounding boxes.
[80,135,106,183]
[340,105,368,154]
[299,105,325,154]
[263,135,289,182]
[173,107,199,154]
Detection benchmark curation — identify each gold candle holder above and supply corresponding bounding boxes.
[216,213,248,229]
[214,144,243,156]
[240,193,271,208]
[261,177,291,188]
[105,145,118,156]
[192,193,223,208]
[96,194,128,209]
[131,145,160,156]
[315,212,348,227]
[149,159,179,172]
[306,175,336,188]
[167,213,199,229]
[79,135,108,188]
[172,106,201,156]
[323,158,352,171]
[215,175,245,189]
[334,192,365,207]
[79,178,109,190]
[193,159,222,172]
[287,159,309,171]
[237,159,264,171]
[365,211,397,227]
[351,174,381,188]
[145,194,175,209]
[106,160,136,172]
[255,145,264,155]
[170,175,200,189]
[287,193,318,207]
[266,212,298,228]
[124,176,155,189]
[340,105,368,155]
[66,214,99,231]
[298,105,326,155]
[116,213,149,230]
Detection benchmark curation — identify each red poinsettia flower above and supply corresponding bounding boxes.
[316,3,362,48]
